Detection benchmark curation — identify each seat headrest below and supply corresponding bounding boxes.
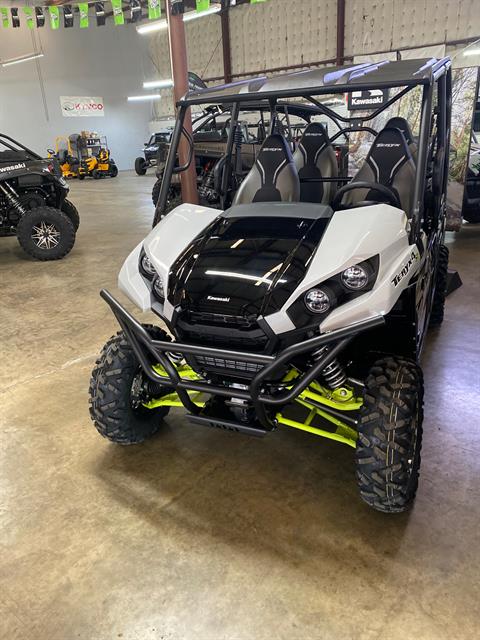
[297,122,330,161]
[366,127,413,185]
[232,133,299,205]
[385,117,415,145]
[255,133,294,172]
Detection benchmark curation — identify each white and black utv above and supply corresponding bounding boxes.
[89,58,452,513]
[134,130,173,176]
[0,134,78,260]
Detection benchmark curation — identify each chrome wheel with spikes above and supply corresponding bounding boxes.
[31,220,61,249]
[16,206,76,261]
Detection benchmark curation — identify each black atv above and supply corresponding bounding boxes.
[0,134,78,260]
[134,131,173,176]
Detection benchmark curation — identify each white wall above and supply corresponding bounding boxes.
[148,0,480,120]
[0,20,155,169]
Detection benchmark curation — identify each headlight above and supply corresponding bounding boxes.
[139,250,157,279]
[152,275,164,301]
[287,256,379,329]
[341,264,369,290]
[304,288,332,314]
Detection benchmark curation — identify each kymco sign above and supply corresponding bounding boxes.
[60,96,105,117]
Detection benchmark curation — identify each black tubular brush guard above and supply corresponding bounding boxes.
[101,289,385,430]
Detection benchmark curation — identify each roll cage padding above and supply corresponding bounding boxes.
[233,133,300,204]
[293,122,338,204]
[342,127,416,214]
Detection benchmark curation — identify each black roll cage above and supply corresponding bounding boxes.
[0,133,42,161]
[155,58,452,244]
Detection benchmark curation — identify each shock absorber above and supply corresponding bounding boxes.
[233,123,243,177]
[0,182,26,218]
[312,345,347,389]
[198,162,217,203]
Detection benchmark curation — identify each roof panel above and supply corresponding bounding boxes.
[181,58,450,106]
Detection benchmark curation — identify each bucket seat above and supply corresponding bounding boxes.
[385,116,417,162]
[342,126,416,214]
[293,122,338,204]
[233,133,300,204]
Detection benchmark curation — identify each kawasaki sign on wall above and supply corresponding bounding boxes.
[60,96,104,117]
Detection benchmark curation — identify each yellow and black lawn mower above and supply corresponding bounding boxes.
[78,148,118,179]
[48,136,80,179]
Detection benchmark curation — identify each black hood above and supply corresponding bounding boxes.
[168,203,332,320]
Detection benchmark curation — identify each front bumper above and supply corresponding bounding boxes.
[101,289,384,432]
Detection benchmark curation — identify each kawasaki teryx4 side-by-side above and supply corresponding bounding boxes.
[0,134,79,260]
[89,58,452,513]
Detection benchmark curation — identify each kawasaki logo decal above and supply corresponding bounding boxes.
[348,88,389,111]
[0,162,26,173]
[207,295,230,302]
[392,250,420,287]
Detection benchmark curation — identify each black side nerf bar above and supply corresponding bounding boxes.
[100,289,385,428]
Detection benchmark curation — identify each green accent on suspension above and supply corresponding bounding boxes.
[148,0,161,20]
[142,362,204,409]
[142,363,362,449]
[143,390,206,409]
[281,368,363,411]
[1,7,9,28]
[111,0,124,26]
[151,362,202,381]
[275,412,357,448]
[78,3,89,28]
[22,7,34,29]
[49,6,60,30]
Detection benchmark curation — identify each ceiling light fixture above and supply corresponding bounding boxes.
[2,52,44,67]
[463,48,480,56]
[136,18,168,34]
[183,5,221,22]
[127,94,161,102]
[143,79,174,89]
[137,5,221,35]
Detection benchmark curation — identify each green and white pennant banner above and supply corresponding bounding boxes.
[49,6,60,30]
[0,1,165,29]
[0,1,269,29]
[78,3,89,28]
[147,0,161,21]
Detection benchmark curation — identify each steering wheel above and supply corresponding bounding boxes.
[332,181,401,210]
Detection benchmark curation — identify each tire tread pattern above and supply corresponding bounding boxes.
[355,357,424,513]
[88,326,171,445]
[430,244,449,326]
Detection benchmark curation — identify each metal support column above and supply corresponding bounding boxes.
[336,0,345,66]
[166,0,198,204]
[220,0,232,84]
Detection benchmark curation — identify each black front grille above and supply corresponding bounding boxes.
[175,310,271,379]
[194,355,263,375]
[186,311,258,329]
[176,312,269,353]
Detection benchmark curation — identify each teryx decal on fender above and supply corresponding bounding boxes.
[392,249,420,287]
